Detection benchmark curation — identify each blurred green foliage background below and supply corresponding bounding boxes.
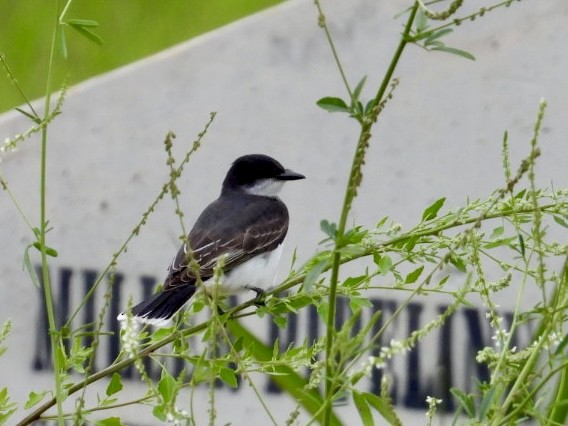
[0,0,282,113]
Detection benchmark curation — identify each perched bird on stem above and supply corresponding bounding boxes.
[118,154,305,326]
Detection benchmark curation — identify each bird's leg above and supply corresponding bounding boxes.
[247,286,266,306]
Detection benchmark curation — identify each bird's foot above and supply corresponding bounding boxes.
[248,286,266,307]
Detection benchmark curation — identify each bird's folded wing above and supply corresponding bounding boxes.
[164,210,288,291]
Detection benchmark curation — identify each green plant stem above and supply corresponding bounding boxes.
[0,173,34,231]
[313,0,352,98]
[322,3,419,425]
[39,2,65,425]
[41,395,151,419]
[371,4,417,110]
[58,0,73,21]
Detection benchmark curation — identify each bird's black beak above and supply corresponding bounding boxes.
[277,169,305,181]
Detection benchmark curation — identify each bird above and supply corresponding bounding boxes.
[118,154,305,326]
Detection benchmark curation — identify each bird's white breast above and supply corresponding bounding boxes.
[203,244,284,295]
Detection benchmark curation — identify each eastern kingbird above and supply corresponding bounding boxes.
[118,154,305,326]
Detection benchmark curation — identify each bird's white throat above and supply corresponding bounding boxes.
[244,178,285,197]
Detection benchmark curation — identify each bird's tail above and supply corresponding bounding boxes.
[118,286,196,327]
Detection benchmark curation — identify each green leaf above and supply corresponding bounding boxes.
[59,26,68,59]
[404,265,424,284]
[375,254,392,275]
[22,245,41,288]
[272,338,280,359]
[303,259,328,292]
[343,228,367,247]
[403,235,420,252]
[338,245,366,257]
[483,236,517,249]
[425,40,443,49]
[32,242,58,257]
[352,76,367,101]
[450,254,467,273]
[68,22,103,46]
[95,417,123,426]
[364,392,402,425]
[364,99,375,115]
[553,215,568,228]
[518,234,525,257]
[68,337,92,373]
[320,219,338,239]
[158,371,176,404]
[489,226,505,239]
[31,227,41,239]
[343,275,367,288]
[424,28,453,46]
[353,391,373,426]
[0,320,11,355]
[450,388,475,418]
[150,326,175,343]
[233,336,243,352]
[55,344,68,372]
[317,301,329,323]
[99,397,118,407]
[152,405,167,422]
[422,197,446,221]
[273,314,288,329]
[0,410,16,425]
[376,216,389,229]
[353,100,364,117]
[431,46,475,61]
[14,107,41,124]
[555,334,568,356]
[219,367,238,388]
[349,296,373,312]
[316,96,350,113]
[414,7,428,34]
[0,388,17,425]
[106,373,123,397]
[24,391,48,409]
[478,387,498,421]
[437,274,450,287]
[342,226,366,245]
[66,18,99,27]
[283,294,315,312]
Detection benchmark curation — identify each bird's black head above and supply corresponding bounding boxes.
[222,154,305,196]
